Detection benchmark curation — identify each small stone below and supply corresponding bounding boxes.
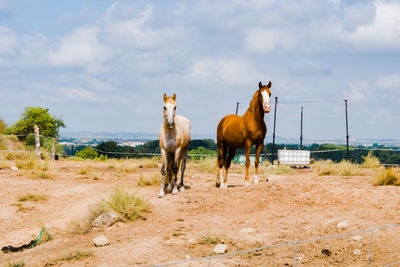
[213,244,227,254]
[93,235,110,247]
[240,228,256,234]
[10,166,18,171]
[353,249,362,255]
[185,255,190,260]
[337,220,349,229]
[352,235,363,241]
[91,212,120,228]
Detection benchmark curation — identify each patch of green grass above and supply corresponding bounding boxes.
[372,167,400,186]
[102,186,149,221]
[198,233,220,245]
[137,173,160,187]
[18,193,48,202]
[57,250,93,262]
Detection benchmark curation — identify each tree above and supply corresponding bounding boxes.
[0,118,7,134]
[75,147,98,159]
[8,107,65,138]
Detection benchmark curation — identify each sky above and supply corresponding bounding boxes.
[0,0,399,141]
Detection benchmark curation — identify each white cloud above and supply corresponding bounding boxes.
[0,25,16,55]
[345,81,372,103]
[48,26,111,72]
[343,1,400,50]
[185,57,262,87]
[378,73,400,90]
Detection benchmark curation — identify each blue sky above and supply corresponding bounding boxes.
[0,0,399,141]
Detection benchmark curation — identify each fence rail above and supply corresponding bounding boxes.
[153,224,400,267]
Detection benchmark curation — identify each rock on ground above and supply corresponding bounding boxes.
[353,249,362,255]
[336,220,349,229]
[213,244,227,254]
[92,211,120,228]
[94,235,110,247]
[240,228,255,234]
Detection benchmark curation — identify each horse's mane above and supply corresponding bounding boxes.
[244,90,263,118]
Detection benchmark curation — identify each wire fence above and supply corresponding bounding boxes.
[153,224,400,266]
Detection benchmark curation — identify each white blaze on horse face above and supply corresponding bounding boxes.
[164,102,176,129]
[261,90,271,113]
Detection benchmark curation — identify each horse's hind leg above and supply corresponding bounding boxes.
[159,149,167,198]
[172,147,182,195]
[223,146,236,188]
[166,152,174,193]
[179,148,188,192]
[216,143,227,188]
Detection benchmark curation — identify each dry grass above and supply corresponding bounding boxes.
[314,160,337,176]
[69,204,105,234]
[136,157,159,169]
[195,157,217,174]
[198,233,221,245]
[337,160,359,176]
[57,250,93,262]
[118,162,137,174]
[268,165,293,175]
[3,261,25,267]
[362,151,380,169]
[18,193,48,202]
[102,186,149,221]
[137,173,160,187]
[372,167,400,186]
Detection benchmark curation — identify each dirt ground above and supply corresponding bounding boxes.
[0,158,399,267]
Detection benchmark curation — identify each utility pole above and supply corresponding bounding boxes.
[300,106,303,150]
[271,97,278,163]
[345,99,349,159]
[235,102,239,115]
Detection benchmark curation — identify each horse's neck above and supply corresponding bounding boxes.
[244,94,264,123]
[163,122,177,138]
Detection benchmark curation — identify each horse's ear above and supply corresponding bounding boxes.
[258,81,262,89]
[163,93,167,101]
[173,93,176,100]
[267,81,272,88]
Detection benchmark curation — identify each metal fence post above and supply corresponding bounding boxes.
[271,97,278,163]
[345,99,349,160]
[34,125,41,159]
[235,102,239,115]
[300,106,303,150]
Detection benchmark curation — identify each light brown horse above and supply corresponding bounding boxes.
[216,81,272,188]
[158,93,191,198]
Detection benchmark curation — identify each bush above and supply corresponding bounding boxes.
[314,160,337,176]
[362,151,380,169]
[102,186,149,221]
[137,173,160,187]
[75,147,98,159]
[0,118,7,134]
[372,167,400,186]
[337,160,358,176]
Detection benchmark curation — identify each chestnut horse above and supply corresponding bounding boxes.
[216,81,272,188]
[158,93,191,198]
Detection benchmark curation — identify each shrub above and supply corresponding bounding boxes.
[314,160,337,176]
[268,165,293,175]
[4,261,25,267]
[362,151,380,169]
[18,193,48,202]
[0,118,7,134]
[69,204,105,234]
[102,186,149,221]
[75,147,98,159]
[372,168,400,186]
[57,250,93,262]
[137,173,160,187]
[198,233,220,245]
[337,160,358,176]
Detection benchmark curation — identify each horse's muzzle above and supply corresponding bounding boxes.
[264,106,271,113]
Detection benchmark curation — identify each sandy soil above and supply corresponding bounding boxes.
[0,159,399,267]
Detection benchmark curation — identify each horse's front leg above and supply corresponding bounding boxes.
[159,149,167,198]
[245,141,251,186]
[172,147,182,195]
[254,142,263,184]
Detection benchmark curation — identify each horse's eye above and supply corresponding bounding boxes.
[174,107,176,110]
[163,107,166,110]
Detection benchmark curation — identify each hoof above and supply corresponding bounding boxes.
[172,186,179,195]
[216,182,221,188]
[254,177,259,184]
[220,183,228,189]
[245,182,250,186]
[158,189,165,198]
[166,184,172,193]
[179,185,186,193]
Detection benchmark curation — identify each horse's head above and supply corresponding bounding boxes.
[258,81,272,113]
[163,93,177,129]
